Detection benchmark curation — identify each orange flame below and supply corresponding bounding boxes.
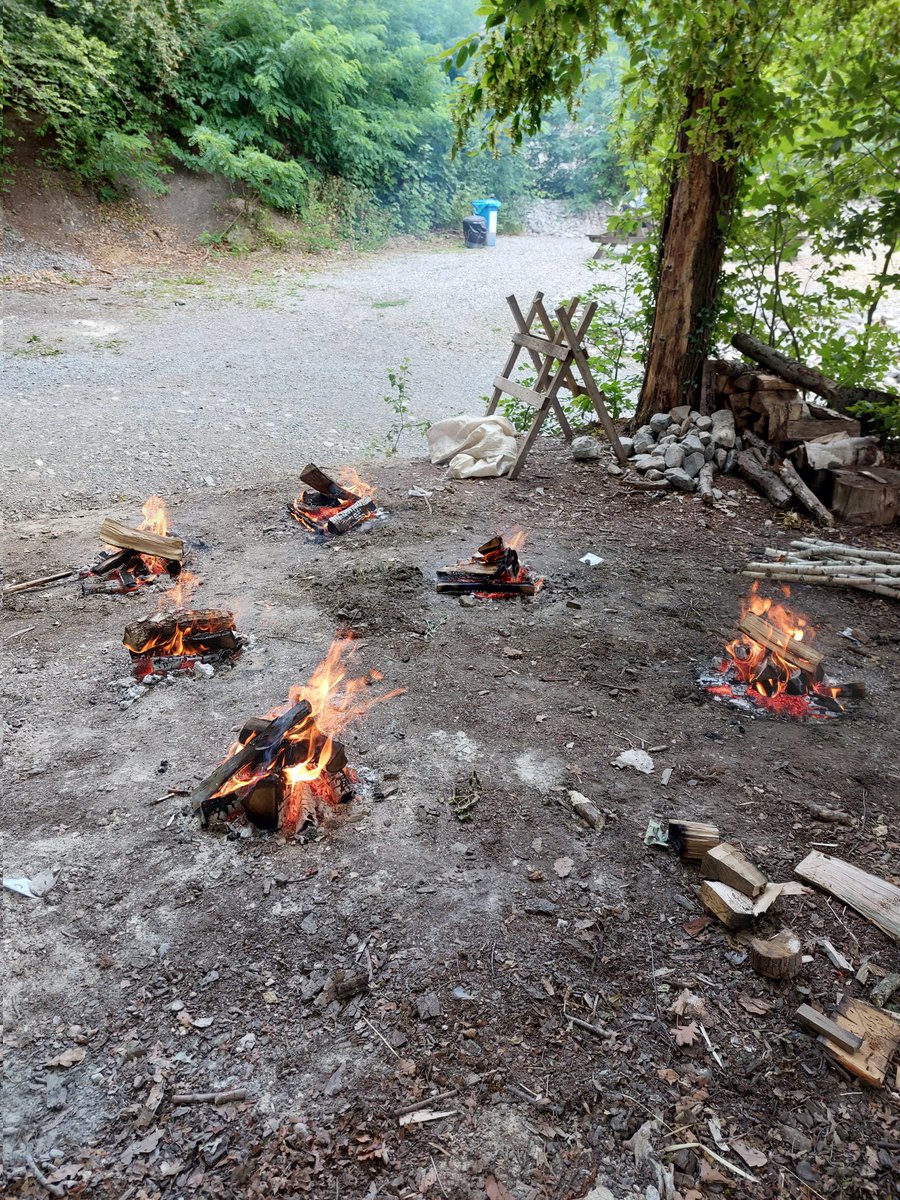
[214,637,403,831]
[289,467,377,534]
[718,583,842,714]
[336,467,376,502]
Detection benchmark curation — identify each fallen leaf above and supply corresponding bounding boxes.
[656,1067,679,1084]
[700,1160,733,1185]
[485,1177,516,1200]
[683,916,713,938]
[669,988,711,1021]
[674,1022,700,1046]
[192,1016,214,1028]
[553,857,574,878]
[262,990,278,1004]
[732,1139,768,1169]
[46,1046,86,1068]
[737,993,772,1016]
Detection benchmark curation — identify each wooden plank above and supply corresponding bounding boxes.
[99,518,184,562]
[785,417,861,441]
[827,997,900,1087]
[512,332,569,360]
[486,291,543,415]
[737,611,824,674]
[795,850,900,942]
[492,376,544,409]
[796,1004,863,1053]
[554,304,627,463]
[531,295,588,398]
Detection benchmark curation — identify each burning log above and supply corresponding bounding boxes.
[750,929,803,980]
[99,517,184,562]
[191,700,313,821]
[123,609,243,679]
[737,611,824,675]
[288,464,377,535]
[436,534,540,597]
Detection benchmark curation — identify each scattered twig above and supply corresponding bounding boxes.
[3,570,76,595]
[170,1089,247,1105]
[395,1088,459,1118]
[361,1016,400,1058]
[661,1140,758,1184]
[3,625,36,640]
[566,1014,615,1039]
[26,1152,66,1197]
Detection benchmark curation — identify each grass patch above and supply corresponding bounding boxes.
[372,298,408,309]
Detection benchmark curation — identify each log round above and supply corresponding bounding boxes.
[750,929,803,980]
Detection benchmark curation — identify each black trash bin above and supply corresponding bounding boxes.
[463,215,487,248]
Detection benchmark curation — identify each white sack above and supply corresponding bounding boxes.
[426,414,518,479]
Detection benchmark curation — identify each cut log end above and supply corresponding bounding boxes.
[750,929,803,979]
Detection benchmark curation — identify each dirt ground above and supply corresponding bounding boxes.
[3,444,899,1200]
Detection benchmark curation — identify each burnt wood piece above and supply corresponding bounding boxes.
[90,548,136,576]
[326,496,376,535]
[435,579,536,596]
[831,468,900,527]
[99,517,184,562]
[736,451,792,509]
[777,459,835,527]
[732,332,900,414]
[124,610,236,655]
[238,714,347,773]
[738,611,824,674]
[299,464,356,504]
[667,820,720,861]
[190,700,313,817]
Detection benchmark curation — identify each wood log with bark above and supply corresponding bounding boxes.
[732,332,899,415]
[735,451,792,508]
[750,929,802,980]
[777,459,835,527]
[831,468,900,526]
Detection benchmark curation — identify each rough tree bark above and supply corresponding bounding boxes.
[634,91,738,426]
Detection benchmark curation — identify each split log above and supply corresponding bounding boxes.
[825,997,900,1087]
[124,610,236,655]
[796,1004,863,1053]
[795,850,900,942]
[99,517,184,562]
[785,415,861,441]
[698,462,715,506]
[700,879,755,930]
[735,451,792,508]
[831,468,900,527]
[701,842,767,898]
[190,700,312,816]
[777,459,835,527]
[732,332,899,414]
[89,548,134,576]
[750,929,802,979]
[668,820,720,861]
[737,611,824,674]
[435,579,536,596]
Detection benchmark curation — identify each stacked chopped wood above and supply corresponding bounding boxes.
[288,464,377,536]
[744,539,900,601]
[436,536,540,596]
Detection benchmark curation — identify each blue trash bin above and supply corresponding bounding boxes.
[471,198,501,247]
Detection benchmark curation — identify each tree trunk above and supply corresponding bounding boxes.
[634,91,738,426]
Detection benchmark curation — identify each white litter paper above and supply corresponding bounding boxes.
[580,553,604,567]
[3,869,59,899]
[612,749,655,774]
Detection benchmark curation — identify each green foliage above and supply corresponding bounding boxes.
[378,359,430,454]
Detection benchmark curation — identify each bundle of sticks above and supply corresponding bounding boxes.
[744,539,900,601]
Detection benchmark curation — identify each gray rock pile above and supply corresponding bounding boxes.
[617,405,741,492]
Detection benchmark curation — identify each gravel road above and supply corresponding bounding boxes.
[3,236,605,517]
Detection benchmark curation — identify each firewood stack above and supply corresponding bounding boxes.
[436,536,540,596]
[81,518,185,595]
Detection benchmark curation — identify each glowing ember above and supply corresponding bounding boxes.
[436,531,543,598]
[199,637,403,835]
[702,584,847,719]
[289,464,378,536]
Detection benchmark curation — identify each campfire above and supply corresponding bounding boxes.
[289,464,378,536]
[436,533,542,597]
[81,497,184,595]
[189,637,401,836]
[701,584,862,718]
[122,573,244,681]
